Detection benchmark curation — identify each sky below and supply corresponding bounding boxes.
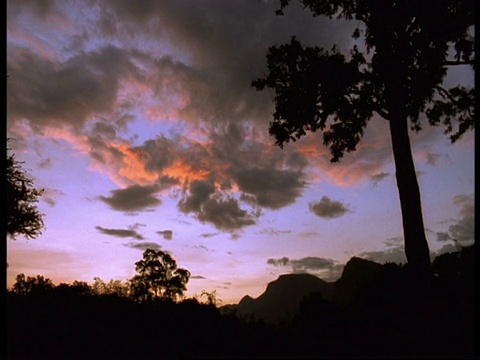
[6,0,474,305]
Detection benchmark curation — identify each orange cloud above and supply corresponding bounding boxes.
[111,143,158,185]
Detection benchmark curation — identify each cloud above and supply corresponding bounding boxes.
[38,157,53,169]
[191,275,206,280]
[98,184,161,212]
[200,233,219,238]
[426,151,440,166]
[447,217,474,244]
[436,231,452,242]
[157,230,173,240]
[195,245,210,252]
[128,223,146,230]
[259,228,292,236]
[267,257,290,267]
[8,0,465,240]
[231,167,307,210]
[178,180,216,213]
[7,44,137,132]
[178,179,259,231]
[291,257,336,272]
[371,172,390,187]
[267,255,342,282]
[435,194,475,245]
[123,242,162,252]
[41,187,65,207]
[308,196,351,219]
[95,226,144,240]
[267,256,336,271]
[298,231,320,238]
[357,247,408,265]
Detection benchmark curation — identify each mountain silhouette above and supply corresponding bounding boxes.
[233,273,334,324]
[333,256,383,309]
[226,258,393,324]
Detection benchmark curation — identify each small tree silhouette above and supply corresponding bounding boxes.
[7,144,44,240]
[129,248,190,302]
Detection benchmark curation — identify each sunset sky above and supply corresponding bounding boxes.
[7,0,474,304]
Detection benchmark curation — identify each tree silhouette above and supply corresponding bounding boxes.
[7,144,44,240]
[252,0,474,277]
[12,273,54,295]
[91,277,130,297]
[129,248,191,302]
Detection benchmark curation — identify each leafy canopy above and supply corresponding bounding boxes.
[253,0,474,162]
[129,249,191,302]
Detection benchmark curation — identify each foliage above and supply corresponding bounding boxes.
[12,273,54,295]
[432,244,474,283]
[7,145,44,240]
[198,289,222,306]
[129,248,191,302]
[253,1,474,161]
[6,252,474,359]
[252,0,474,275]
[91,277,130,297]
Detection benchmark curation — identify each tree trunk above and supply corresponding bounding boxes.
[388,112,432,278]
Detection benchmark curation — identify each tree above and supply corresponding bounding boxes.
[252,0,474,277]
[12,273,54,295]
[91,277,129,297]
[129,248,190,302]
[7,144,44,240]
[198,289,222,306]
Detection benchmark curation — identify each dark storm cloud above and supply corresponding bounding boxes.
[207,122,309,210]
[309,196,351,219]
[231,167,307,210]
[7,45,137,132]
[135,136,176,173]
[91,122,118,140]
[102,0,355,124]
[95,226,144,240]
[178,180,216,213]
[178,179,259,232]
[195,196,258,232]
[98,184,161,212]
[157,230,173,240]
[123,242,162,252]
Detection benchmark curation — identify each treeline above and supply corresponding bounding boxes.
[7,245,474,359]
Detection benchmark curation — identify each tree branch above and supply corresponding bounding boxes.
[372,104,390,120]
